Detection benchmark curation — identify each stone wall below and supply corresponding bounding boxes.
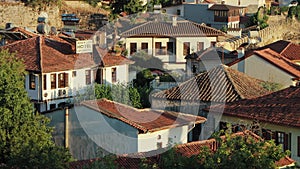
[0,2,62,30]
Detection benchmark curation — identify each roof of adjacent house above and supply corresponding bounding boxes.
[254,48,300,78]
[262,40,300,61]
[81,98,206,133]
[94,46,134,67]
[152,65,269,102]
[207,86,300,128]
[0,27,38,41]
[69,130,295,169]
[1,36,97,73]
[208,4,245,11]
[121,20,225,37]
[227,47,300,78]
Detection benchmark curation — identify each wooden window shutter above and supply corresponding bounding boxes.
[64,73,69,87]
[284,133,289,151]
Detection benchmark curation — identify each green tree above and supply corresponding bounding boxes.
[22,0,62,9]
[247,7,269,29]
[124,0,147,15]
[197,131,287,169]
[94,83,142,108]
[83,154,120,169]
[0,50,72,168]
[85,0,101,7]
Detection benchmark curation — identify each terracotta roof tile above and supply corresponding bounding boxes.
[208,4,245,11]
[254,48,300,78]
[152,65,269,102]
[94,46,134,67]
[1,36,98,73]
[81,98,206,133]
[280,43,300,61]
[208,86,300,128]
[121,20,225,37]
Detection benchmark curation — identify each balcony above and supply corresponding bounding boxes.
[214,16,240,23]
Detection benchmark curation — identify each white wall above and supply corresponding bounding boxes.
[137,125,189,152]
[163,5,184,17]
[230,54,296,88]
[25,73,40,101]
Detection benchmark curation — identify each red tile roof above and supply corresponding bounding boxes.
[94,46,134,67]
[1,36,98,73]
[208,4,245,11]
[69,130,295,169]
[81,98,206,133]
[152,65,269,102]
[121,20,225,37]
[254,48,300,78]
[208,86,300,128]
[256,40,300,61]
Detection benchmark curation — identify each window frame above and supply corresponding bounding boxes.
[29,74,36,90]
[50,74,56,89]
[130,42,137,55]
[112,67,117,83]
[183,42,190,56]
[85,70,91,85]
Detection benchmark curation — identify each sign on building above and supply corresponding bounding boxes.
[76,40,93,54]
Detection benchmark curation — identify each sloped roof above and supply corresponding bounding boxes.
[121,20,225,37]
[254,48,300,78]
[208,86,300,128]
[94,46,134,67]
[0,27,38,40]
[1,36,98,73]
[81,98,206,133]
[208,4,245,11]
[262,40,300,61]
[152,65,269,102]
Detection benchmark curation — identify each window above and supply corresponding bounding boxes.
[43,74,47,90]
[86,70,91,85]
[157,142,162,149]
[112,68,117,83]
[130,43,137,55]
[93,69,97,82]
[177,9,181,15]
[183,42,190,56]
[211,41,216,47]
[50,74,56,89]
[58,73,69,88]
[155,42,161,55]
[29,74,36,90]
[50,104,56,110]
[197,42,204,51]
[167,42,174,55]
[141,42,148,53]
[72,71,77,77]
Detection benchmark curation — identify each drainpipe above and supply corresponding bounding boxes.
[65,107,69,148]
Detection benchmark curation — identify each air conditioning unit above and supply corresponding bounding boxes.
[58,89,67,97]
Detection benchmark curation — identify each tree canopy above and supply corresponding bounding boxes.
[0,50,72,168]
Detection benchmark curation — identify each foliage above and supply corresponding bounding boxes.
[197,130,287,169]
[85,0,101,7]
[220,25,227,33]
[280,6,290,13]
[94,83,142,108]
[247,7,269,29]
[136,85,153,108]
[260,81,283,92]
[130,50,164,72]
[21,0,62,9]
[124,0,147,15]
[0,50,72,168]
[287,5,300,20]
[83,154,120,169]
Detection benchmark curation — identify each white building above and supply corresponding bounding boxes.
[44,98,206,160]
[121,17,224,70]
[1,36,133,112]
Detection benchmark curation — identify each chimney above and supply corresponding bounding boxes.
[172,16,177,26]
